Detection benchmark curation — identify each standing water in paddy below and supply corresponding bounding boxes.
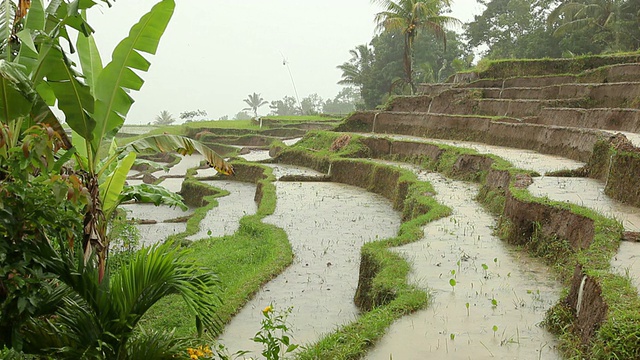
[219,175,402,355]
[366,163,561,360]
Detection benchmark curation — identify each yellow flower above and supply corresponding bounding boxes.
[187,348,195,356]
[190,355,198,360]
[262,305,273,315]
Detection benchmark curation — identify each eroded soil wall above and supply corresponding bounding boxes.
[342,112,604,162]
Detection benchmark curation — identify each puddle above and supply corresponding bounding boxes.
[119,203,193,247]
[283,137,303,146]
[194,167,220,178]
[218,180,402,355]
[359,133,584,174]
[365,163,561,360]
[186,180,258,241]
[264,163,325,180]
[238,150,271,162]
[611,242,640,295]
[152,154,205,177]
[528,176,640,295]
[127,169,142,179]
[156,177,184,193]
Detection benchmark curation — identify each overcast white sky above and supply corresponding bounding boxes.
[85,0,484,124]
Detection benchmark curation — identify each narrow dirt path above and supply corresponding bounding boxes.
[365,162,561,360]
[218,172,402,356]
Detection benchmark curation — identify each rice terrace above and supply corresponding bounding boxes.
[2,0,640,359]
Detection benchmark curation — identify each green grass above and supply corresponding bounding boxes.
[262,115,342,121]
[117,121,262,145]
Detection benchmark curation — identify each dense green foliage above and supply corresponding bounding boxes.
[340,30,471,109]
[467,0,640,59]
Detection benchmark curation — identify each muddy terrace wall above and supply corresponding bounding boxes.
[583,136,640,208]
[389,88,640,133]
[339,111,604,162]
[533,108,640,133]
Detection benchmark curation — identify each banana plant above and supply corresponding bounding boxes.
[4,0,234,282]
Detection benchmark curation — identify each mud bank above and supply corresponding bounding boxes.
[471,55,640,79]
[359,134,584,175]
[533,108,640,133]
[338,111,604,163]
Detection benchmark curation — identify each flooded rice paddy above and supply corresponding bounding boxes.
[528,176,640,295]
[118,136,639,358]
[359,134,585,174]
[119,203,192,248]
[365,162,561,360]
[218,177,402,354]
[186,180,257,241]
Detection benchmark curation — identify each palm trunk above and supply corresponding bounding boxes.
[404,34,416,94]
[82,174,107,283]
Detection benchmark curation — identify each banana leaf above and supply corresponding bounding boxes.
[122,134,234,175]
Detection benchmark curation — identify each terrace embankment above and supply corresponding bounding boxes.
[355,135,634,358]
[277,132,635,358]
[338,58,640,208]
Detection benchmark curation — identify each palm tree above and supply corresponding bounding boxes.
[372,0,460,92]
[243,92,268,118]
[23,242,221,359]
[154,110,175,125]
[337,44,374,92]
[547,0,625,50]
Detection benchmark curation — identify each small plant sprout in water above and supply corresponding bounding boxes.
[492,325,499,337]
[491,298,498,308]
[450,333,455,341]
[465,302,470,316]
[481,263,489,278]
[449,278,457,291]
